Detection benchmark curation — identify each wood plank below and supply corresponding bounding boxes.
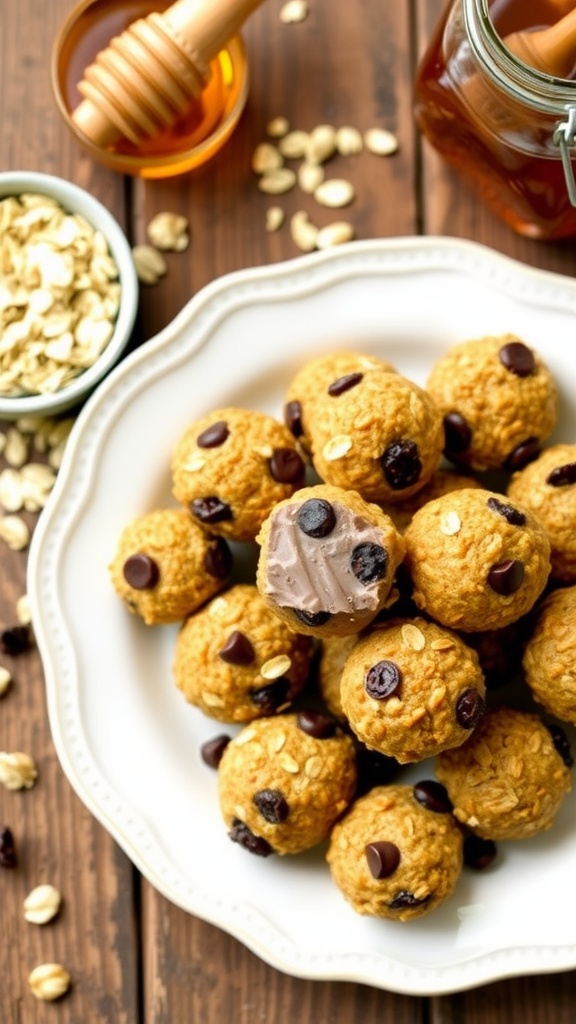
[135,2,426,1020]
[0,1,140,1020]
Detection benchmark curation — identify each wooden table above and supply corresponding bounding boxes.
[2,0,576,1019]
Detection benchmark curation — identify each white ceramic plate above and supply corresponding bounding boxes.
[28,237,576,995]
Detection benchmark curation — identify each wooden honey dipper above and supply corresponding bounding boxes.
[72,0,265,148]
[503,4,576,76]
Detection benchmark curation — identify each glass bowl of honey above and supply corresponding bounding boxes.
[51,0,250,179]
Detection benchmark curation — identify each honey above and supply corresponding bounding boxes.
[52,0,249,178]
[414,0,576,239]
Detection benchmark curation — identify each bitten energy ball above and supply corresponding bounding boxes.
[256,483,405,638]
[109,507,232,625]
[327,783,463,921]
[171,406,306,542]
[218,711,357,855]
[508,444,576,583]
[404,488,551,632]
[340,617,486,763]
[283,349,396,453]
[436,706,572,840]
[522,586,576,725]
[173,584,313,722]
[426,334,558,471]
[306,368,444,504]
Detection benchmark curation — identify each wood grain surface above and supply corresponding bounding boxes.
[1,0,575,1019]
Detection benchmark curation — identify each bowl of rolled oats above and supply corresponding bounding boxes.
[0,170,139,417]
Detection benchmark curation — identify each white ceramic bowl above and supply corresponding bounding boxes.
[0,170,138,418]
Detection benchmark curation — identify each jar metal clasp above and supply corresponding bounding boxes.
[554,105,576,208]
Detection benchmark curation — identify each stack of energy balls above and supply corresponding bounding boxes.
[109,336,574,923]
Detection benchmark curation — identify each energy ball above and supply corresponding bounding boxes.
[171,407,306,542]
[218,711,357,856]
[173,584,313,722]
[306,368,444,504]
[426,334,558,472]
[340,617,486,763]
[317,633,358,721]
[283,349,396,454]
[508,444,576,583]
[109,507,232,625]
[522,586,576,726]
[404,488,551,632]
[256,484,406,638]
[327,783,463,921]
[436,706,572,840]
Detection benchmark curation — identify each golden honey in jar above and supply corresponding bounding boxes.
[414,0,576,239]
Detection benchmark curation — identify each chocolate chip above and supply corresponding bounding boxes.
[196,420,229,447]
[504,437,540,471]
[463,834,497,870]
[204,537,232,579]
[380,440,422,490]
[229,819,273,857]
[365,660,402,700]
[486,496,526,527]
[499,341,535,377]
[200,734,231,768]
[365,841,401,879]
[350,543,388,585]
[0,625,31,655]
[293,608,331,627]
[548,723,574,768]
[250,678,290,713]
[253,788,290,823]
[284,400,303,438]
[123,553,159,590]
[413,780,453,814]
[456,689,485,729]
[388,890,431,909]
[190,496,233,524]
[0,826,16,868]
[218,630,255,665]
[547,463,576,487]
[296,498,336,537]
[269,447,305,485]
[297,710,337,738]
[443,412,472,454]
[487,559,524,595]
[327,372,363,396]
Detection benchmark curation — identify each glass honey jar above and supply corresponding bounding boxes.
[414,0,576,239]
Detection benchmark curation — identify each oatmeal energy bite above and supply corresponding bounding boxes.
[173,584,313,722]
[109,507,232,625]
[306,368,444,504]
[171,406,306,542]
[256,483,405,637]
[327,783,463,920]
[508,443,576,583]
[218,711,357,855]
[283,349,396,453]
[404,487,551,632]
[522,586,576,726]
[426,334,558,471]
[436,706,572,840]
[340,617,486,763]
